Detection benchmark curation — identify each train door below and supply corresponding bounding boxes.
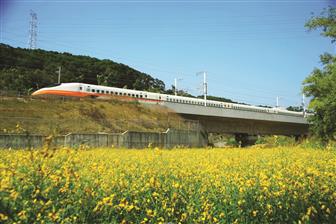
[86,85,91,93]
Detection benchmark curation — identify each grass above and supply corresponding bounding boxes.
[1,146,335,223]
[0,97,186,134]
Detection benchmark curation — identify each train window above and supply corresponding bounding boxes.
[97,90,100,93]
[140,95,143,98]
[145,95,147,98]
[79,87,82,90]
[101,90,105,94]
[124,93,127,96]
[92,89,95,93]
[136,94,139,98]
[106,91,109,94]
[159,96,161,100]
[131,94,135,97]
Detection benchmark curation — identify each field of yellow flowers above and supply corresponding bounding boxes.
[1,146,336,223]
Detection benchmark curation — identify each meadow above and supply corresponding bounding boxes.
[1,146,336,223]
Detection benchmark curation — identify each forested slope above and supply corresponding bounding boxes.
[0,44,165,94]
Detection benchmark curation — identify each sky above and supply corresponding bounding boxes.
[1,0,335,107]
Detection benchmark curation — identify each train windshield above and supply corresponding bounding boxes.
[44,83,62,88]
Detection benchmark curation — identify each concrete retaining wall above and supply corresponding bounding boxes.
[0,129,207,149]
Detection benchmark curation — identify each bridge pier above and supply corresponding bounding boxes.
[235,133,257,147]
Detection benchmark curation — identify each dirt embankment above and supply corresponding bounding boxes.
[0,97,184,135]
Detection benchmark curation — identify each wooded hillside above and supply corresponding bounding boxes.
[0,44,165,94]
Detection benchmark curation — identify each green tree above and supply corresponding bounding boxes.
[0,44,166,94]
[303,7,336,142]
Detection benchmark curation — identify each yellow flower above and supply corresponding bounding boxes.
[0,213,8,221]
[146,209,154,217]
[18,210,27,220]
[252,210,258,217]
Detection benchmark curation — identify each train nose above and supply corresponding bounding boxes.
[31,90,41,96]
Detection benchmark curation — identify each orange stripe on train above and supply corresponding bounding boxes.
[32,89,161,103]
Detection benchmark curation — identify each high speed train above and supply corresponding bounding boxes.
[32,82,306,117]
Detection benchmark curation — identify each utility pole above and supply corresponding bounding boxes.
[302,94,306,117]
[276,96,281,108]
[57,66,61,84]
[174,77,182,96]
[28,10,37,49]
[197,71,207,106]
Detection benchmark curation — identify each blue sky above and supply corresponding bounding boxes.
[1,0,335,107]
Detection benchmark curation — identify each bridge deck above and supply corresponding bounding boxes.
[163,102,308,124]
[162,102,309,136]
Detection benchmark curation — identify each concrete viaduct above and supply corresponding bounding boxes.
[162,102,309,146]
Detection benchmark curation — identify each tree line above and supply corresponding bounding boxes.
[0,44,165,94]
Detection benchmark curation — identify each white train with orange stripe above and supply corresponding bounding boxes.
[32,82,306,117]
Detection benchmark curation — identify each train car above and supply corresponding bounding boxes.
[32,82,306,117]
